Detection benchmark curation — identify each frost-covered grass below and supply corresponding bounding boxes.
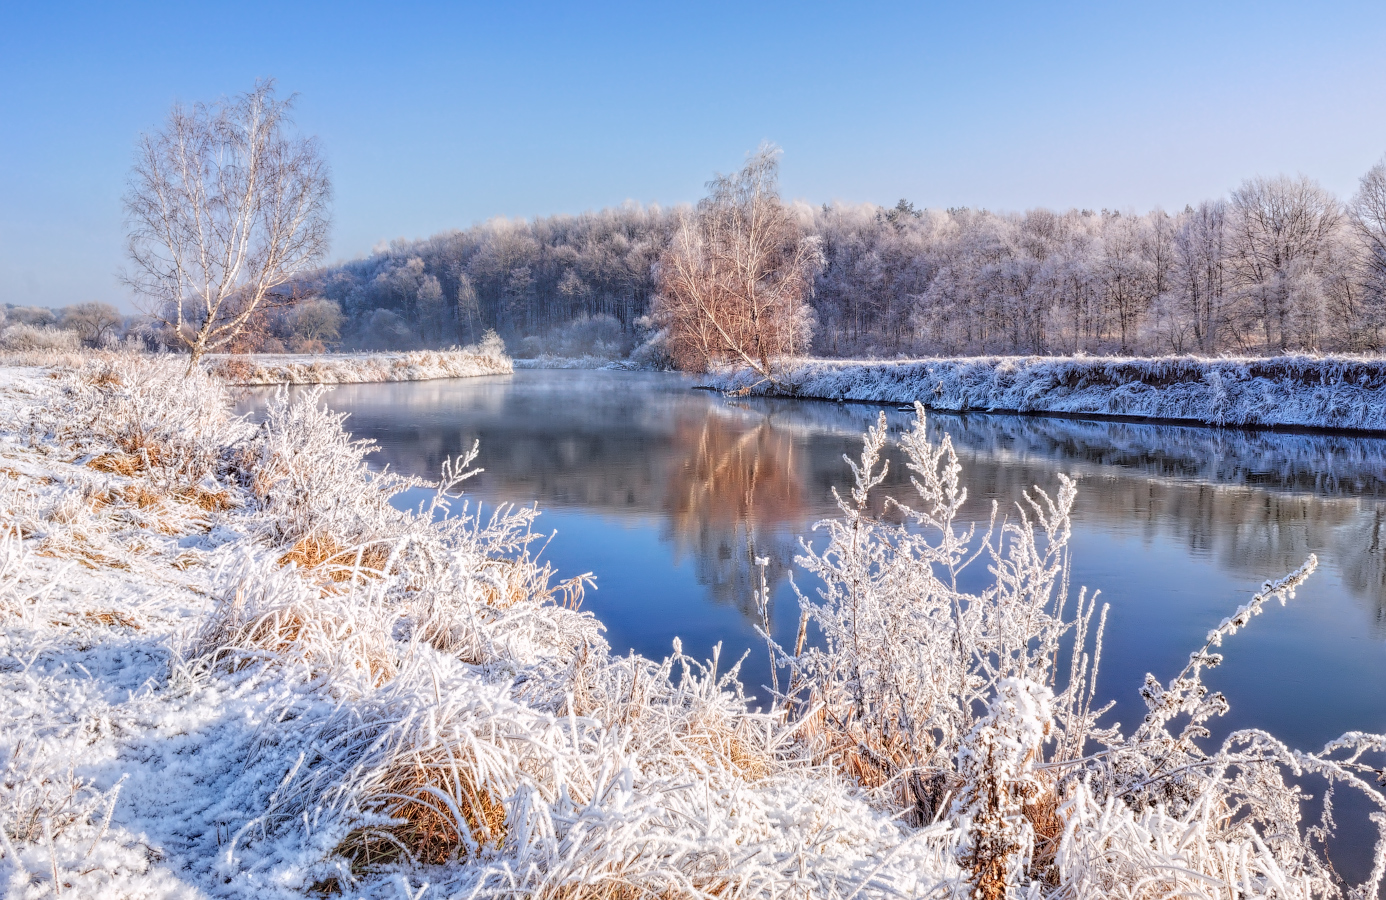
[1,356,1383,898]
[0,324,81,353]
[703,354,1386,432]
[514,354,646,371]
[205,347,512,385]
[0,345,513,387]
[514,354,615,370]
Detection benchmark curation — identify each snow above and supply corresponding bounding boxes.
[204,349,512,385]
[0,359,960,898]
[2,355,1384,899]
[701,355,1386,432]
[513,355,648,371]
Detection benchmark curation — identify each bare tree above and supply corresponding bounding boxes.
[1229,175,1341,351]
[288,298,344,348]
[59,302,124,348]
[654,145,819,377]
[1352,156,1386,348]
[123,80,331,371]
[1172,201,1232,353]
[454,271,481,344]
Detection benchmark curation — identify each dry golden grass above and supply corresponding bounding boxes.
[87,453,141,477]
[114,483,161,510]
[1023,775,1064,887]
[175,485,234,512]
[84,483,210,537]
[339,753,507,869]
[37,534,129,571]
[475,558,530,609]
[82,609,142,629]
[83,365,123,388]
[681,729,772,783]
[278,533,343,569]
[171,551,202,571]
[278,534,392,583]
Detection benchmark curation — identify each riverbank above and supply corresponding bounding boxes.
[513,353,623,369]
[206,348,512,384]
[701,354,1386,433]
[0,357,957,897]
[2,356,1381,898]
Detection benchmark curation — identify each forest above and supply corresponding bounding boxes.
[279,161,1386,360]
[6,162,1386,364]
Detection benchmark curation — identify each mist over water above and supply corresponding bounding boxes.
[240,370,1386,857]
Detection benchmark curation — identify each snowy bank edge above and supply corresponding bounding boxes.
[699,355,1386,433]
[204,349,514,385]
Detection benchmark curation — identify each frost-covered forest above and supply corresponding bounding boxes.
[299,160,1386,358]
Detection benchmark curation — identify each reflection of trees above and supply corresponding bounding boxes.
[744,396,1386,499]
[248,374,1386,626]
[1339,506,1386,627]
[663,413,805,615]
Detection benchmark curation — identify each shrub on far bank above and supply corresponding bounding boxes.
[0,323,81,352]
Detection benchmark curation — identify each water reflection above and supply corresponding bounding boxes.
[241,371,1386,629]
[662,414,803,613]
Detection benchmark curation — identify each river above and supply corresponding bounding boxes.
[242,368,1386,865]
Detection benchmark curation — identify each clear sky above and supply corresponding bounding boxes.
[3,0,1385,310]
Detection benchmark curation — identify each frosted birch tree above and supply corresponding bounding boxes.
[123,80,332,372]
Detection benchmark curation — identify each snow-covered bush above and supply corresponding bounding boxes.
[30,356,247,496]
[463,328,508,360]
[782,407,1107,821]
[776,404,1386,898]
[0,323,80,352]
[185,550,400,691]
[236,385,420,549]
[204,348,513,385]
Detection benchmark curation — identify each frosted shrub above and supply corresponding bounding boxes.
[952,679,1054,900]
[782,404,1386,898]
[783,405,1107,823]
[239,385,422,549]
[0,323,80,352]
[32,356,247,494]
[464,328,508,360]
[186,550,400,691]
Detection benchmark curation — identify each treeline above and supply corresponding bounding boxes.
[307,205,672,358]
[0,300,346,356]
[303,160,1386,358]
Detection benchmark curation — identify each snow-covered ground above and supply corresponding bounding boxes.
[205,348,512,385]
[2,355,1382,899]
[702,355,1386,432]
[0,358,963,898]
[512,354,622,370]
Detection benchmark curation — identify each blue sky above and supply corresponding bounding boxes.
[3,0,1385,310]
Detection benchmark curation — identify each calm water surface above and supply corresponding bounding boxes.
[243,369,1386,861]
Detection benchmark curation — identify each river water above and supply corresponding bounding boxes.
[242,369,1386,861]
